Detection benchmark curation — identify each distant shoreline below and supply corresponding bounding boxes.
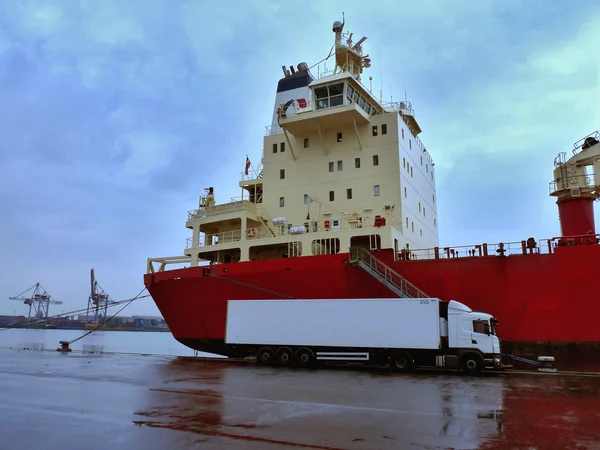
[3,326,171,333]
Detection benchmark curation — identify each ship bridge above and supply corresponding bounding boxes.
[277,73,382,138]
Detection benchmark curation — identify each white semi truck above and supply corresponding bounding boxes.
[224,298,502,374]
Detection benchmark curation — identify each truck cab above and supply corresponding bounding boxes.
[447,300,502,371]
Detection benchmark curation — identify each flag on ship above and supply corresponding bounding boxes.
[245,155,251,175]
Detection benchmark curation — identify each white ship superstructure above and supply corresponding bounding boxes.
[183,18,438,266]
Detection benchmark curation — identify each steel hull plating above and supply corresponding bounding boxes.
[144,246,600,371]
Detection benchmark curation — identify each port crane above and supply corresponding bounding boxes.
[9,283,63,319]
[550,131,600,239]
[87,269,115,324]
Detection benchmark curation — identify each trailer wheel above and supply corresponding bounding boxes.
[295,348,314,367]
[276,347,294,366]
[257,347,274,365]
[390,351,413,372]
[461,354,483,374]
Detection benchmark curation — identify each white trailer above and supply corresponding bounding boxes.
[225,298,503,373]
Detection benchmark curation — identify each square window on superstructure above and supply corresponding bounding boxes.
[337,132,343,142]
[412,222,414,232]
[420,156,423,165]
[329,161,334,172]
[426,164,429,173]
[419,202,421,212]
[382,124,387,135]
[280,142,285,152]
[304,138,309,148]
[329,190,335,201]
[337,160,343,171]
[374,185,380,196]
[280,169,285,179]
[373,155,379,166]
[279,197,284,207]
[372,125,378,136]
[347,188,352,199]
[355,157,360,168]
[304,194,309,204]
[403,157,406,168]
[423,207,426,217]
[406,217,408,228]
[420,229,423,236]
[434,218,437,228]
[409,140,412,150]
[411,167,413,177]
[404,187,407,198]
[272,143,277,153]
[402,129,405,139]
[433,194,435,204]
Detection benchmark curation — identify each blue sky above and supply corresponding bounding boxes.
[1,0,599,317]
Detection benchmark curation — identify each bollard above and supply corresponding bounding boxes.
[57,341,72,353]
[537,356,557,373]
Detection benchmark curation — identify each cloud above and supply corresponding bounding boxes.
[1,0,599,318]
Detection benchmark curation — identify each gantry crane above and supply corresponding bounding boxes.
[87,269,114,323]
[9,283,63,319]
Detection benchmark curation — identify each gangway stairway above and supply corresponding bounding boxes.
[349,247,429,298]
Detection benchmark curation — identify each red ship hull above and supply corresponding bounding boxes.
[144,243,600,372]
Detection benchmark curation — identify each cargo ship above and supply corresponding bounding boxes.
[144,18,600,371]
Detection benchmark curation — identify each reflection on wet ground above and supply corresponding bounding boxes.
[1,350,599,449]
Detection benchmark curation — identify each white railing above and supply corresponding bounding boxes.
[186,216,397,249]
[187,200,257,221]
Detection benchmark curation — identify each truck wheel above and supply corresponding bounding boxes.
[257,347,274,365]
[390,351,413,372]
[461,354,483,374]
[295,348,314,367]
[276,347,294,366]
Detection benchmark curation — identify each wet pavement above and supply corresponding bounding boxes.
[1,349,600,449]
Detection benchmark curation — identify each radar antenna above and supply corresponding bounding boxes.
[331,13,371,81]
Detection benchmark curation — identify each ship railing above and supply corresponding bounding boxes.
[188,230,243,248]
[187,200,258,221]
[572,130,599,155]
[550,233,600,248]
[146,256,192,274]
[549,174,595,195]
[407,240,550,261]
[239,166,264,182]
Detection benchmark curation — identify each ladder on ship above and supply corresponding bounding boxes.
[349,247,429,298]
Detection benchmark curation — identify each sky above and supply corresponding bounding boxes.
[1,0,599,317]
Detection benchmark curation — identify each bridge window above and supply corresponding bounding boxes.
[382,124,387,135]
[315,83,345,110]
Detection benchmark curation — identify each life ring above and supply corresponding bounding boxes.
[246,228,256,239]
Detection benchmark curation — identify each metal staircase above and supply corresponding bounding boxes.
[257,207,279,237]
[349,247,429,298]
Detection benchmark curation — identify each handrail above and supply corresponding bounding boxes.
[350,247,428,298]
